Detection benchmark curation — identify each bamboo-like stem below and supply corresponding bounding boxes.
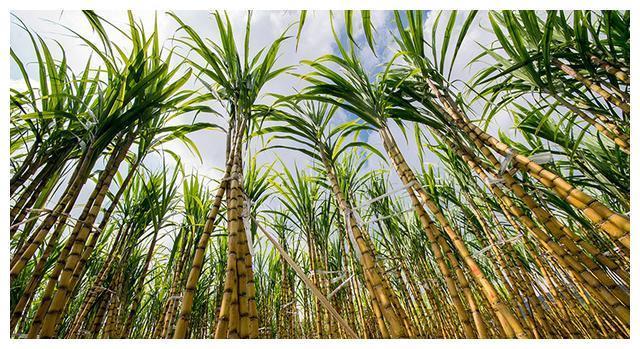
[251,210,358,338]
[427,79,630,250]
[553,59,629,113]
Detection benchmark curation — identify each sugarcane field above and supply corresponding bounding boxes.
[7,6,633,341]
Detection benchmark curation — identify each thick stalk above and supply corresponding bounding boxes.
[38,134,133,338]
[428,80,630,249]
[320,149,409,338]
[379,126,527,338]
[553,59,629,113]
[589,54,630,84]
[10,145,95,276]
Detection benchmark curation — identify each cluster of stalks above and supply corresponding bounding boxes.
[9,10,629,339]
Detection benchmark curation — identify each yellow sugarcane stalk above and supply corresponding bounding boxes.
[250,209,358,338]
